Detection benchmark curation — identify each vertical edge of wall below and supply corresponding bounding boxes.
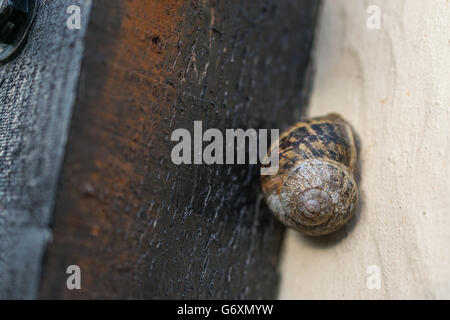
[39,0,320,299]
[279,0,450,299]
[0,1,92,299]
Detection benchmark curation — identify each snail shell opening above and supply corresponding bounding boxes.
[280,159,358,236]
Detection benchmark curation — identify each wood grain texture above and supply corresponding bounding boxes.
[39,0,320,299]
[279,0,450,299]
[0,0,92,299]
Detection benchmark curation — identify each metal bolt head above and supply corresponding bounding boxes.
[0,0,38,63]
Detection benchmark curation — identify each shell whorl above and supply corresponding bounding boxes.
[281,159,358,235]
[261,113,359,236]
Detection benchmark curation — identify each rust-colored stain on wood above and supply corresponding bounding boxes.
[41,0,187,298]
[40,0,319,299]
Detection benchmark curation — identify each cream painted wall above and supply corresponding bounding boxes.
[279,0,450,299]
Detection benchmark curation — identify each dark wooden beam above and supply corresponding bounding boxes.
[0,0,320,299]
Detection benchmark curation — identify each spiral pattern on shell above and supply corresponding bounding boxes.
[261,113,359,236]
[281,159,358,235]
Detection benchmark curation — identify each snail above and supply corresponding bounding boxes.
[261,113,359,236]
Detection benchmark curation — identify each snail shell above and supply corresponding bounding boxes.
[261,113,359,236]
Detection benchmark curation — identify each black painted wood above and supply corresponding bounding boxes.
[0,0,320,299]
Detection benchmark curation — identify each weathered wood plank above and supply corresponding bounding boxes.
[0,0,92,299]
[36,0,319,299]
